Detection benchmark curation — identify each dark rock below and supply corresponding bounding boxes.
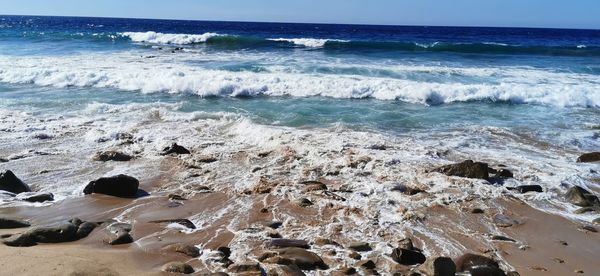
[349,251,362,260]
[432,160,489,179]
[495,169,514,178]
[167,244,200,257]
[261,221,283,229]
[2,233,37,247]
[471,208,485,214]
[593,217,600,225]
[83,174,139,198]
[228,263,261,273]
[162,143,191,155]
[268,247,328,270]
[356,259,376,269]
[507,185,542,194]
[25,222,78,243]
[16,192,54,203]
[197,156,218,163]
[347,242,372,252]
[162,262,194,274]
[491,235,516,242]
[420,256,456,276]
[0,170,31,194]
[577,152,600,163]
[297,198,314,207]
[303,183,328,192]
[108,230,133,245]
[391,248,426,265]
[314,238,340,246]
[75,222,98,239]
[470,266,506,276]
[217,246,232,258]
[150,219,196,229]
[391,184,424,196]
[565,186,600,207]
[574,207,596,214]
[579,225,597,232]
[455,253,499,272]
[0,217,30,229]
[268,238,310,249]
[93,151,133,162]
[339,267,357,275]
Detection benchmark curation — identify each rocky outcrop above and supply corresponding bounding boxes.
[162,262,194,274]
[577,152,600,163]
[431,160,489,179]
[566,186,600,207]
[455,253,502,275]
[162,143,191,155]
[93,151,133,162]
[0,217,30,229]
[0,170,31,194]
[83,174,140,198]
[105,222,134,245]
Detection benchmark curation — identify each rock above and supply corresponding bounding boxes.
[162,143,191,155]
[579,225,597,232]
[491,235,516,242]
[507,185,543,193]
[391,248,426,265]
[471,208,485,214]
[391,184,424,196]
[495,169,514,178]
[268,239,310,249]
[267,247,328,270]
[419,256,456,276]
[228,263,261,274]
[297,198,313,207]
[577,152,600,163]
[398,238,415,250]
[455,253,499,272]
[261,221,283,229]
[150,219,196,229]
[356,259,376,269]
[314,238,340,246]
[0,217,30,229]
[83,174,139,198]
[493,214,518,227]
[470,266,506,276]
[565,186,600,207]
[107,222,133,233]
[168,194,187,201]
[25,222,78,243]
[108,231,133,245]
[593,217,600,225]
[75,222,98,239]
[0,170,31,194]
[165,243,200,257]
[349,251,362,260]
[338,267,357,275]
[93,151,133,162]
[16,192,54,203]
[432,160,489,179]
[2,233,37,247]
[574,207,596,214]
[303,183,328,192]
[162,262,194,274]
[347,242,372,252]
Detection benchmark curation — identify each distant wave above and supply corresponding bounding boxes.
[1,54,599,107]
[267,38,349,48]
[121,31,222,44]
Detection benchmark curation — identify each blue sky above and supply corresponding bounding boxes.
[1,0,599,29]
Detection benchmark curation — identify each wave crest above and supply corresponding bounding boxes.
[121,31,223,45]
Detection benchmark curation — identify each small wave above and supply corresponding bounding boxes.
[268,38,349,48]
[120,31,223,45]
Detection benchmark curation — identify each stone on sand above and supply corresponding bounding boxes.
[0,217,30,229]
[0,170,31,194]
[565,186,600,207]
[419,256,456,276]
[83,174,139,198]
[432,160,489,179]
[162,262,194,274]
[391,248,426,265]
[16,192,54,203]
[577,152,600,163]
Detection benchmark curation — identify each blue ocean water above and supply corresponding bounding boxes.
[0,15,599,151]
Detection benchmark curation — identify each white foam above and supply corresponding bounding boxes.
[0,53,599,107]
[121,31,222,45]
[268,38,348,48]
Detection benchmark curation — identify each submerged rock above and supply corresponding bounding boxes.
[432,160,489,179]
[162,143,191,155]
[420,256,456,276]
[507,185,543,194]
[0,217,30,229]
[229,263,261,274]
[577,152,600,163]
[0,170,31,194]
[347,242,372,252]
[16,192,54,203]
[93,151,133,162]
[493,214,518,227]
[268,238,310,249]
[565,186,600,207]
[162,262,194,274]
[391,248,426,265]
[455,253,500,273]
[83,174,139,198]
[106,222,134,245]
[150,219,196,229]
[264,247,328,270]
[25,222,78,243]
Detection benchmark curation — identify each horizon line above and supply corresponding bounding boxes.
[2,13,599,31]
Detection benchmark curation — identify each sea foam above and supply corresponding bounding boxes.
[121,31,222,44]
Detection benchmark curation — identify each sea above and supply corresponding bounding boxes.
[0,16,599,222]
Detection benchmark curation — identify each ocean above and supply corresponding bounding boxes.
[1,16,600,272]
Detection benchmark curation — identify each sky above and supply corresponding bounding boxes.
[1,0,599,29]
